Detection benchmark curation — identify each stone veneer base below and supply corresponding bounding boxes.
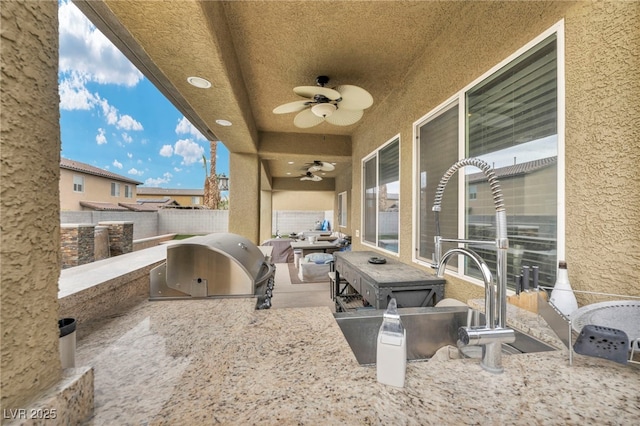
[6,367,93,426]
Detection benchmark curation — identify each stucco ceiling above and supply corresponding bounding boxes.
[73,0,467,183]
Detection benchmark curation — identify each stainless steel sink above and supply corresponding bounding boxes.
[334,306,557,366]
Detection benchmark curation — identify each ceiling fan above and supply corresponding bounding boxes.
[273,75,373,128]
[300,171,322,182]
[306,160,335,173]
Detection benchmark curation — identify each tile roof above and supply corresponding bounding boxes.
[79,201,129,211]
[137,187,204,196]
[467,156,557,183]
[118,202,159,212]
[61,158,143,185]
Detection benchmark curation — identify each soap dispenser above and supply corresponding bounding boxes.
[376,298,406,388]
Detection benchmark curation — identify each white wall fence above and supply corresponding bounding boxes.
[272,210,333,236]
[60,211,158,240]
[379,211,399,235]
[158,209,228,235]
[61,210,229,239]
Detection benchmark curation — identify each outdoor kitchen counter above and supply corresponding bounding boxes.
[77,298,639,425]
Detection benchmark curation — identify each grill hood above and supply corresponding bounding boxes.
[150,233,275,309]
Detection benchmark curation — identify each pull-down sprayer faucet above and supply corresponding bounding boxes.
[432,158,514,373]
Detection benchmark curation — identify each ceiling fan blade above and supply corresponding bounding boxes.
[335,85,374,110]
[325,108,363,126]
[294,109,324,128]
[294,85,341,100]
[320,162,335,172]
[273,100,311,114]
[308,161,334,172]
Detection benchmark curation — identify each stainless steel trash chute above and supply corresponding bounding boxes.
[150,233,275,309]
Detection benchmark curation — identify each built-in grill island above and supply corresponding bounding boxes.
[150,233,275,309]
[334,251,445,312]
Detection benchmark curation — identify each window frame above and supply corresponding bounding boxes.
[72,174,84,193]
[124,184,133,198]
[361,134,401,256]
[412,21,566,288]
[110,182,120,197]
[338,191,347,228]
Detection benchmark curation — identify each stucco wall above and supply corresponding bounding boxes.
[563,1,640,303]
[349,1,639,303]
[229,152,260,243]
[272,191,334,211]
[1,0,62,410]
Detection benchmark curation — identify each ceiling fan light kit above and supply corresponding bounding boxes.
[311,103,336,118]
[273,75,373,128]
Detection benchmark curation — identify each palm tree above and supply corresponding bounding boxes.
[203,141,221,209]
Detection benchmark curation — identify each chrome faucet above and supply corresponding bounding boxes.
[432,158,514,373]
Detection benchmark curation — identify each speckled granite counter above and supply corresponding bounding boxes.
[77,298,639,425]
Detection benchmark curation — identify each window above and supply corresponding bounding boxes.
[110,182,120,197]
[338,191,347,228]
[469,186,477,200]
[73,175,84,192]
[362,136,400,254]
[416,102,459,267]
[415,27,562,289]
[124,185,133,198]
[192,196,201,205]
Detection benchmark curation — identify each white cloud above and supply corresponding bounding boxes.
[144,177,170,187]
[117,115,143,131]
[113,159,123,169]
[159,145,174,157]
[58,0,142,87]
[174,167,182,172]
[174,139,205,165]
[97,97,118,125]
[96,128,107,145]
[59,74,97,110]
[127,152,133,159]
[121,133,133,144]
[175,117,206,141]
[144,172,173,187]
[128,168,144,176]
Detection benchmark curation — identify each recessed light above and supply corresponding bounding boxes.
[215,119,232,127]
[187,76,211,89]
[286,172,291,175]
[287,161,295,165]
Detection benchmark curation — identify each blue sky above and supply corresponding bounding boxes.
[58,0,229,189]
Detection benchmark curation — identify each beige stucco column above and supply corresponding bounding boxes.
[2,4,93,420]
[228,152,261,243]
[1,0,62,409]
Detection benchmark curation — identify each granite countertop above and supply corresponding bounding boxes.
[77,298,639,425]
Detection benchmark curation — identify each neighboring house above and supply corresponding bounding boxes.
[137,187,205,207]
[60,158,143,211]
[466,156,557,217]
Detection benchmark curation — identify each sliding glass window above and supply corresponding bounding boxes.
[362,136,400,254]
[416,28,561,288]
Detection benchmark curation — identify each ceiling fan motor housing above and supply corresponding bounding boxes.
[316,75,330,86]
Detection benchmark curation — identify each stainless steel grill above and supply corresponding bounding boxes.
[150,233,275,309]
